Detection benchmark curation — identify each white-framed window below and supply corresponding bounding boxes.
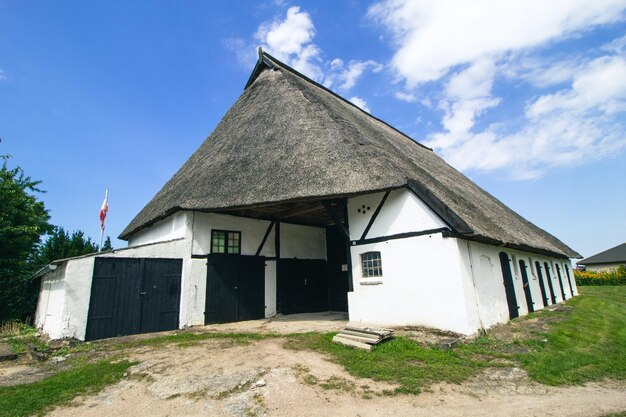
[361,251,383,277]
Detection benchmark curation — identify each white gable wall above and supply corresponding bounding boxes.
[345,188,577,335]
[128,211,189,246]
[346,189,479,334]
[348,189,446,239]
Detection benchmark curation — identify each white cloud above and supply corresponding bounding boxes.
[394,91,418,103]
[255,6,323,80]
[254,7,383,91]
[502,56,584,88]
[0,69,6,81]
[338,60,383,90]
[601,32,626,53]
[427,55,626,179]
[349,96,371,112]
[431,58,500,142]
[369,0,625,86]
[526,55,626,117]
[323,59,383,91]
[370,0,626,178]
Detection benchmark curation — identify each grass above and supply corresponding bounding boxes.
[287,286,626,393]
[286,333,493,395]
[515,286,626,385]
[0,321,47,355]
[0,360,134,417]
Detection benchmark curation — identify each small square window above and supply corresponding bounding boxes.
[211,230,241,254]
[361,251,383,277]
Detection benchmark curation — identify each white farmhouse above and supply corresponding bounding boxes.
[35,50,580,341]
[578,243,626,272]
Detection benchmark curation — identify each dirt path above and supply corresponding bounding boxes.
[45,338,626,417]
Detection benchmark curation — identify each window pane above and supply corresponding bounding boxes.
[360,251,383,278]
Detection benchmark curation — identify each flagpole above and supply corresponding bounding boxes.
[99,225,105,252]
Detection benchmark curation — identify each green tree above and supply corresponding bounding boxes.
[101,236,113,251]
[34,227,99,267]
[0,155,52,320]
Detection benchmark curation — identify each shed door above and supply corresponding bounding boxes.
[499,252,519,319]
[277,259,328,315]
[518,260,535,313]
[555,264,567,301]
[534,261,549,307]
[86,258,182,341]
[544,262,558,304]
[205,254,265,324]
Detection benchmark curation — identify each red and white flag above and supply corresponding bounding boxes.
[99,190,109,231]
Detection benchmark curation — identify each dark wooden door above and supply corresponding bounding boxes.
[86,258,182,341]
[326,227,349,312]
[544,262,557,304]
[534,261,549,307]
[499,252,519,319]
[555,264,567,301]
[205,254,265,324]
[278,259,328,315]
[518,260,534,313]
[140,259,182,333]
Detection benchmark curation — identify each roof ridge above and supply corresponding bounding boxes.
[581,242,626,263]
[247,48,433,152]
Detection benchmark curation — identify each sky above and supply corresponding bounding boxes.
[0,0,625,259]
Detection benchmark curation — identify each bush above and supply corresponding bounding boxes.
[574,265,626,286]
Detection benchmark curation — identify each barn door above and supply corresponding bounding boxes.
[86,258,182,341]
[518,260,534,313]
[534,261,549,307]
[555,264,567,301]
[544,262,557,304]
[140,259,182,334]
[277,259,328,315]
[499,252,519,319]
[564,265,575,297]
[205,254,265,324]
[326,227,349,312]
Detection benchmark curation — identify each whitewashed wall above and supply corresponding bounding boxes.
[128,211,189,246]
[458,240,577,330]
[348,189,445,239]
[34,264,68,340]
[585,263,625,273]
[346,189,481,334]
[345,188,578,335]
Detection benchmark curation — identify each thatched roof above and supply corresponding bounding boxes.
[120,51,580,259]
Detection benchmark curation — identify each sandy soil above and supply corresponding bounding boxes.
[44,337,626,417]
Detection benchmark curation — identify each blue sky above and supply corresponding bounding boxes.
[1,0,625,258]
